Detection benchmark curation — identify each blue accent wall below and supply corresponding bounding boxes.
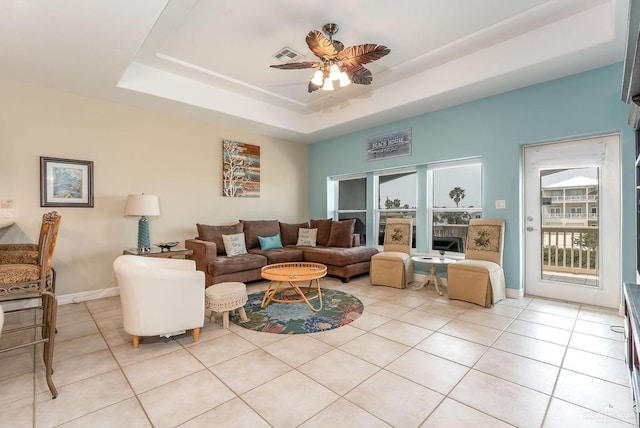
[309,63,635,292]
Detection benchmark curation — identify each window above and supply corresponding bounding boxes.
[377,169,417,246]
[430,161,482,252]
[570,206,583,218]
[332,159,482,254]
[335,176,367,244]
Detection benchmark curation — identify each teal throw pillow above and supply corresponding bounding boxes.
[258,234,283,251]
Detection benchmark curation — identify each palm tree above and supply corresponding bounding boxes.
[449,187,466,207]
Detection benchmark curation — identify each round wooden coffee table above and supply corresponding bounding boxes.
[260,262,327,312]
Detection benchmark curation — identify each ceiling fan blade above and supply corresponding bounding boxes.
[338,44,390,68]
[347,66,373,85]
[270,61,320,70]
[306,30,338,60]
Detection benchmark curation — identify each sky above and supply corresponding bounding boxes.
[379,164,482,208]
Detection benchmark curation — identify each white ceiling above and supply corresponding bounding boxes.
[0,0,630,143]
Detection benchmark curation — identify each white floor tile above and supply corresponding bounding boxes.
[241,370,339,427]
[345,369,444,427]
[137,370,235,428]
[450,370,549,428]
[553,369,634,424]
[3,281,631,428]
[416,332,488,367]
[422,397,514,427]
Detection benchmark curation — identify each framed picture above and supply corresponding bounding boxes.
[40,157,94,207]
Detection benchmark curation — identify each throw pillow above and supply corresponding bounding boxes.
[310,218,333,247]
[279,221,309,246]
[296,228,318,246]
[221,232,247,257]
[258,234,283,250]
[196,223,243,255]
[327,219,356,248]
[240,220,280,250]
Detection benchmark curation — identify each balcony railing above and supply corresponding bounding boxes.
[544,213,599,221]
[542,226,598,275]
[546,195,598,202]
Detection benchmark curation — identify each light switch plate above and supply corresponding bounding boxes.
[495,200,506,209]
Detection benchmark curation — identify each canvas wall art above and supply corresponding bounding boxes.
[222,139,260,197]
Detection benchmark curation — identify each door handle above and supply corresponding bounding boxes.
[526,226,537,232]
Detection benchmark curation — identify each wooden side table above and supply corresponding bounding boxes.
[123,247,193,259]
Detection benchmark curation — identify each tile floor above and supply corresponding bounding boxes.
[0,276,633,427]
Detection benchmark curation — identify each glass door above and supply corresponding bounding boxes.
[523,135,620,308]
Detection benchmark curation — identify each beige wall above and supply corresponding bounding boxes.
[0,78,309,297]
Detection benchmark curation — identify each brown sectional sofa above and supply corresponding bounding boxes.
[185,219,378,286]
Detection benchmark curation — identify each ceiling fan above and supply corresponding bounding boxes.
[270,23,390,93]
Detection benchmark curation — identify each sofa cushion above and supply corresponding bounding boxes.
[249,247,304,264]
[279,221,309,245]
[197,223,243,255]
[240,220,280,250]
[209,253,266,276]
[303,246,378,267]
[327,219,356,248]
[222,232,247,257]
[258,234,283,250]
[310,218,333,247]
[297,228,317,246]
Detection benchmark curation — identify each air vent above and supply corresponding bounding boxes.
[272,47,304,63]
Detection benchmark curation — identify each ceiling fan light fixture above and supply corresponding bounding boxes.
[269,22,390,93]
[329,63,341,80]
[339,71,351,87]
[311,69,324,86]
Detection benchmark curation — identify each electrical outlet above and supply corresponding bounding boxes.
[495,200,506,209]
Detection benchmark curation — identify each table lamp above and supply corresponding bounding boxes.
[124,194,160,252]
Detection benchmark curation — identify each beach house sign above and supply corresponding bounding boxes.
[366,128,412,161]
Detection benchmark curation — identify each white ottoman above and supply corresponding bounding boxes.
[205,282,249,328]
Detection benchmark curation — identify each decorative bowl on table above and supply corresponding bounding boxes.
[155,242,179,252]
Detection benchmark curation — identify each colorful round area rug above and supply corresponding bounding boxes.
[231,288,364,334]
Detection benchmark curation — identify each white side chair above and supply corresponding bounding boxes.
[370,218,414,288]
[113,255,205,348]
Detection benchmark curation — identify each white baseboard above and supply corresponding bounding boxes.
[506,288,524,299]
[0,287,120,311]
[57,287,120,305]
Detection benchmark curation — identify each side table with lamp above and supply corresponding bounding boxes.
[123,195,193,259]
[124,193,160,253]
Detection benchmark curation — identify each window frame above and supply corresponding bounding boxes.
[375,167,418,248]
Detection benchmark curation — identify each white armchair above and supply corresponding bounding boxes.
[113,255,205,348]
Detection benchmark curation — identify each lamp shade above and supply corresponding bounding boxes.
[124,194,160,216]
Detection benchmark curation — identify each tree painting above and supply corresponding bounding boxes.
[222,140,260,197]
[449,187,466,207]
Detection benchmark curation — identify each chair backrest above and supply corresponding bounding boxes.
[383,218,413,254]
[464,218,505,265]
[37,212,61,276]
